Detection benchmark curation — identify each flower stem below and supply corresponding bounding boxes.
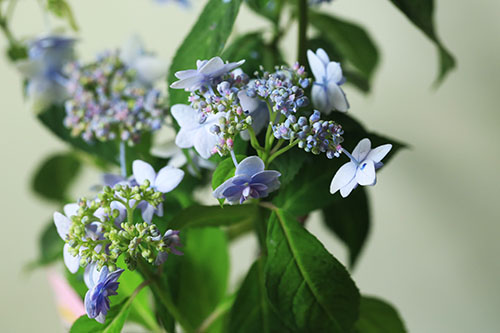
[267,140,299,165]
[119,141,127,178]
[297,0,308,65]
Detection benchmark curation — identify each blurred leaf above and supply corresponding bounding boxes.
[309,11,380,80]
[322,187,370,268]
[31,152,81,202]
[222,32,285,73]
[27,221,63,270]
[387,0,455,83]
[244,0,281,23]
[200,294,235,333]
[66,268,87,299]
[168,0,243,107]
[229,258,289,332]
[169,204,260,230]
[165,228,230,329]
[355,296,407,332]
[269,148,307,187]
[46,0,79,31]
[265,208,360,331]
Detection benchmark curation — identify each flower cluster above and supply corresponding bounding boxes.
[63,50,165,145]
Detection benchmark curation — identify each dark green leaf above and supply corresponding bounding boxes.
[31,152,81,202]
[165,228,230,329]
[26,221,64,270]
[355,296,407,332]
[265,208,360,331]
[244,0,281,23]
[229,258,289,333]
[212,155,246,190]
[222,32,285,73]
[168,0,243,107]
[169,204,259,230]
[269,148,307,187]
[387,0,455,83]
[309,11,380,80]
[322,187,370,267]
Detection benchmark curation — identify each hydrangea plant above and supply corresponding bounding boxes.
[1,0,455,331]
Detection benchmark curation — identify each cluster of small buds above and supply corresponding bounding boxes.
[274,110,344,158]
[63,51,165,145]
[189,71,253,155]
[246,64,311,117]
[65,181,181,272]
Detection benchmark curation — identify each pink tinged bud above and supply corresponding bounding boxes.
[236,107,243,115]
[227,138,234,147]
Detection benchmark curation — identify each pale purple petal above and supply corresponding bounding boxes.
[340,178,358,198]
[236,156,265,177]
[307,49,326,80]
[327,81,349,113]
[316,48,330,65]
[352,138,372,162]
[330,161,357,195]
[326,61,343,84]
[366,144,392,163]
[154,166,184,193]
[133,160,156,186]
[251,170,281,184]
[311,84,329,114]
[54,212,71,239]
[198,56,225,75]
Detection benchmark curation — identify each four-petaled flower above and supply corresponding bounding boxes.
[171,104,227,159]
[16,35,75,111]
[132,160,185,223]
[213,156,281,204]
[170,57,245,91]
[307,48,349,114]
[330,138,392,198]
[84,266,124,323]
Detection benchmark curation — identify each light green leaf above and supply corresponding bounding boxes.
[387,0,456,83]
[47,0,79,31]
[309,11,380,80]
[168,0,243,107]
[244,0,282,23]
[70,297,133,333]
[265,208,360,332]
[355,296,407,332]
[31,152,81,202]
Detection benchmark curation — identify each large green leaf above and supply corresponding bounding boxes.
[387,0,456,83]
[355,296,407,332]
[31,152,81,202]
[168,204,260,230]
[265,208,360,332]
[167,0,243,107]
[309,11,380,80]
[165,227,230,329]
[229,258,289,332]
[269,148,308,187]
[322,187,370,268]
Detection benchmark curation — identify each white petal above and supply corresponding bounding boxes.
[170,75,203,90]
[171,104,198,128]
[340,178,358,198]
[199,57,225,75]
[83,262,99,288]
[311,85,330,114]
[366,144,392,163]
[132,160,156,186]
[141,204,156,224]
[150,140,182,159]
[63,243,80,274]
[175,69,197,79]
[193,127,217,159]
[307,50,326,80]
[326,61,343,84]
[330,162,357,194]
[236,156,265,177]
[316,48,330,65]
[327,81,349,113]
[238,90,259,113]
[167,151,188,168]
[120,35,144,66]
[154,166,184,193]
[175,127,198,149]
[352,138,372,162]
[53,212,71,239]
[356,160,376,186]
[134,56,168,83]
[63,203,79,217]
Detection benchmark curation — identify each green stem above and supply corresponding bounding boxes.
[246,126,264,153]
[129,280,163,333]
[297,0,308,65]
[267,140,299,165]
[270,139,284,155]
[138,260,193,332]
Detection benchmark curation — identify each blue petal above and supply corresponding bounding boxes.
[236,156,265,177]
[251,170,280,185]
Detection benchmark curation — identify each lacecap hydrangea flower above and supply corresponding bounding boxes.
[64,37,167,144]
[213,156,281,204]
[330,138,392,197]
[16,35,76,111]
[307,48,349,114]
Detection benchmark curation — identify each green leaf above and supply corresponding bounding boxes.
[46,0,79,31]
[355,296,407,332]
[244,0,281,23]
[212,155,246,190]
[322,187,370,267]
[387,0,456,83]
[309,11,380,80]
[269,148,308,187]
[70,297,133,333]
[229,258,289,333]
[168,0,243,107]
[26,221,64,270]
[265,208,360,331]
[165,228,230,329]
[169,204,259,230]
[31,152,81,202]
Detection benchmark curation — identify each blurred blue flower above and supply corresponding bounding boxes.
[84,266,124,323]
[154,0,190,7]
[307,48,349,114]
[153,229,184,265]
[213,156,281,204]
[16,35,75,111]
[170,57,245,91]
[330,138,392,197]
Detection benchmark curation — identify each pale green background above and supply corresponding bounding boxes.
[1,0,499,332]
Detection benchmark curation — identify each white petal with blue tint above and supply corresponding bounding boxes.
[366,144,393,163]
[54,212,71,239]
[155,166,184,193]
[133,160,156,186]
[63,243,80,274]
[352,138,372,162]
[355,160,376,186]
[330,161,357,195]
